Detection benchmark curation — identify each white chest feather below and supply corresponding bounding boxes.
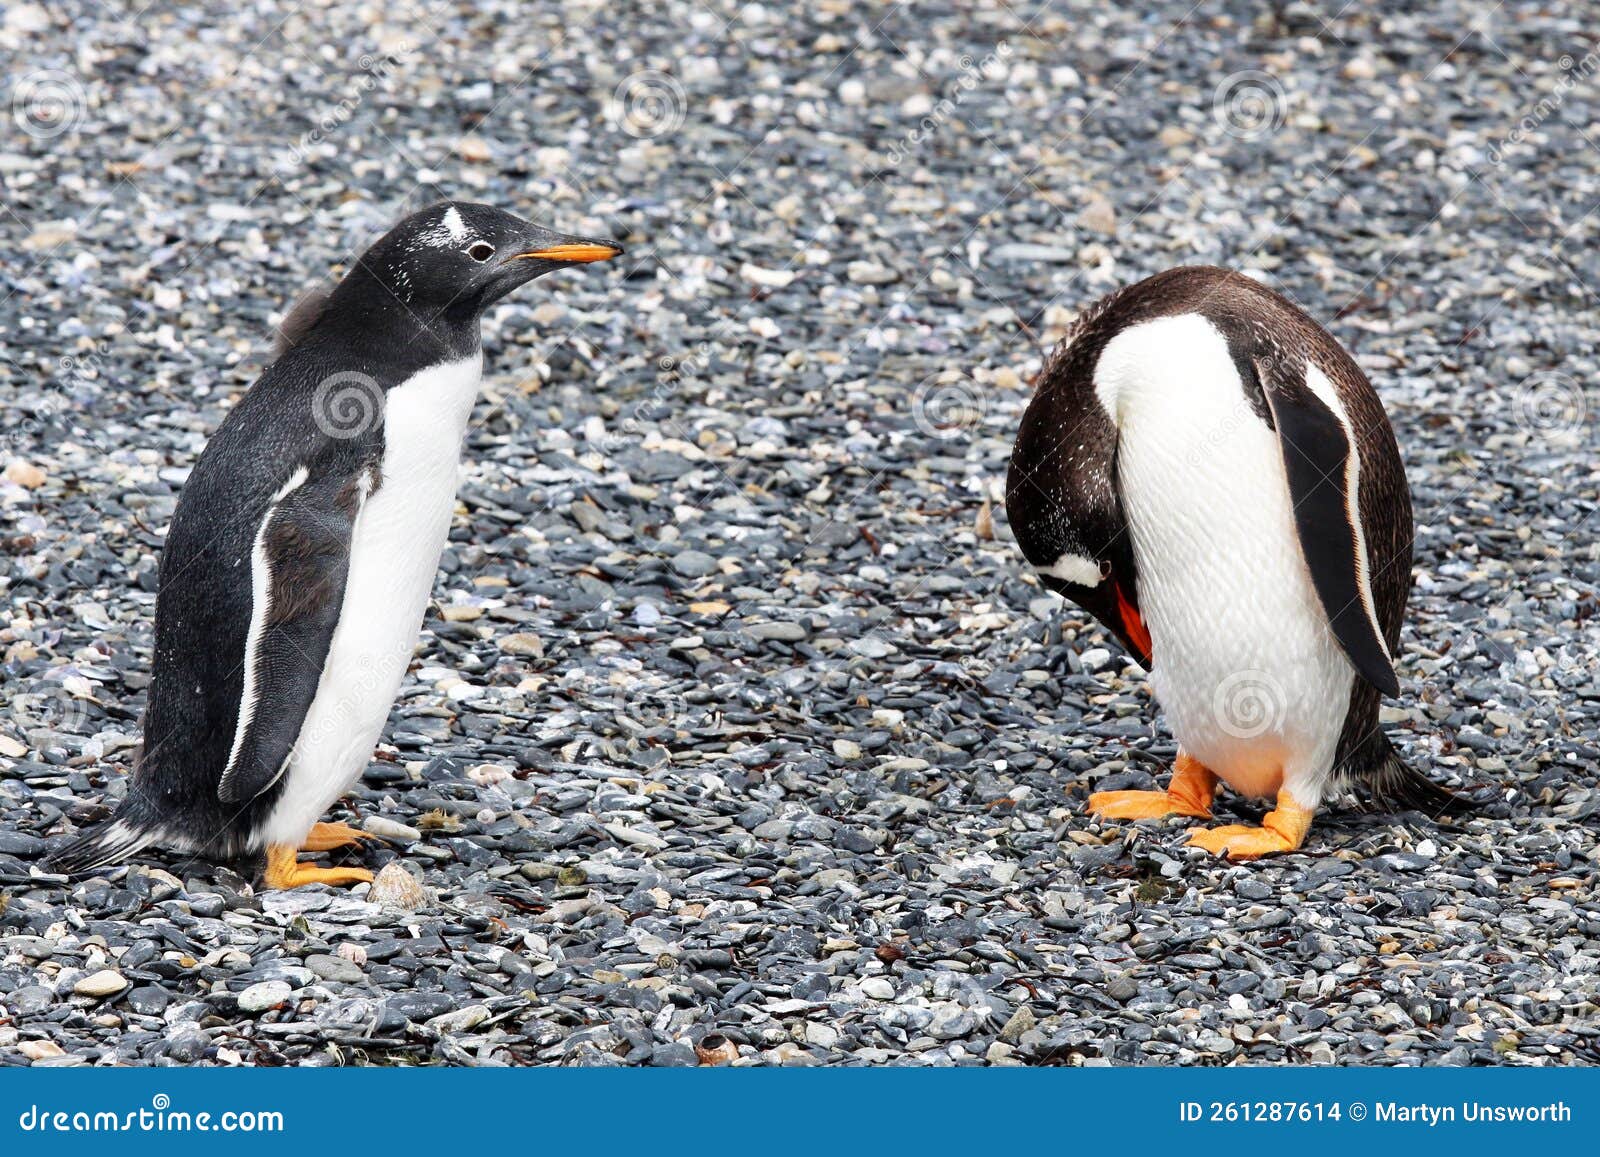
[1095,315,1351,801]
[262,353,482,844]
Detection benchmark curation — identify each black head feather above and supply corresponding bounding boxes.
[273,282,334,355]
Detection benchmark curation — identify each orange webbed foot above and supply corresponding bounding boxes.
[1088,789,1209,820]
[262,845,374,890]
[1087,752,1216,821]
[1187,790,1314,861]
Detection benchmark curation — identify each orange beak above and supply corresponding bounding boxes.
[514,242,623,264]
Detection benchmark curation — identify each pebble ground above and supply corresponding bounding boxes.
[1,1,1597,1066]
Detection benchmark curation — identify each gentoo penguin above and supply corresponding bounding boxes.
[48,202,622,888]
[1006,266,1473,859]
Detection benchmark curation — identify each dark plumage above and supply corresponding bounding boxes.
[273,282,333,355]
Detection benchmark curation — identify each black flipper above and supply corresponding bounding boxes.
[1253,350,1400,697]
[216,472,362,804]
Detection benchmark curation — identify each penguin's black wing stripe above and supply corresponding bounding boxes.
[1254,352,1399,697]
[217,478,359,804]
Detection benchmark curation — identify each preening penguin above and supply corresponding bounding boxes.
[1006,266,1473,860]
[48,202,622,888]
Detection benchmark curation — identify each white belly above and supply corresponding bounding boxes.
[262,353,482,845]
[1097,315,1351,802]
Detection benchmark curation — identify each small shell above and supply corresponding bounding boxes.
[694,1033,739,1066]
[366,862,429,911]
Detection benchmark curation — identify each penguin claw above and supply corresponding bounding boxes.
[300,821,381,852]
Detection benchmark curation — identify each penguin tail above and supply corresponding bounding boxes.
[46,801,164,876]
[1348,731,1482,819]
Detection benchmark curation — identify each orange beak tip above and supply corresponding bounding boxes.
[517,242,624,264]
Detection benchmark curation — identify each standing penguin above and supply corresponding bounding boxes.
[49,202,622,887]
[1006,266,1472,859]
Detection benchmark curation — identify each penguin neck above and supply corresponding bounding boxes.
[320,275,483,381]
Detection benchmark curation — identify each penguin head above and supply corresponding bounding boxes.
[351,201,623,319]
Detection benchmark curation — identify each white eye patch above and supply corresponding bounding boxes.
[404,205,481,253]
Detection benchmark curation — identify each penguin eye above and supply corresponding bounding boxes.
[466,241,496,262]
